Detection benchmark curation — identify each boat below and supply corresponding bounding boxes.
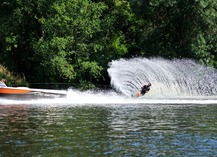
[0,87,67,100]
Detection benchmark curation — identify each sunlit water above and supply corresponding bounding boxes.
[0,91,217,157]
[1,57,217,156]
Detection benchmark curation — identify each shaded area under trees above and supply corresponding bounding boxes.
[0,0,216,89]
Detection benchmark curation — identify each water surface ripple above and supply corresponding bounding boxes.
[0,102,217,156]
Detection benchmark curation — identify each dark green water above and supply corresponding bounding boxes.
[0,103,217,157]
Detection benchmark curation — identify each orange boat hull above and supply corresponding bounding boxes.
[0,87,67,100]
[0,87,32,94]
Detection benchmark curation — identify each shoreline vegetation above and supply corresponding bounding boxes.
[0,0,216,89]
[0,65,27,87]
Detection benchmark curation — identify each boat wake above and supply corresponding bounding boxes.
[1,57,217,106]
[1,88,217,106]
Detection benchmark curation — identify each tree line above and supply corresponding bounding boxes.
[0,0,216,89]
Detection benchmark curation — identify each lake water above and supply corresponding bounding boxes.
[0,95,217,157]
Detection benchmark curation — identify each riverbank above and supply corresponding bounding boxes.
[0,64,27,87]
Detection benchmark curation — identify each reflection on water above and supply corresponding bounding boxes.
[0,103,217,156]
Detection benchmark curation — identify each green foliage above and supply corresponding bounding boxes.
[32,0,107,86]
[0,0,217,89]
[77,60,103,81]
[0,64,27,86]
[130,0,217,60]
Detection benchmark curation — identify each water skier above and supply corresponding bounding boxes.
[135,82,151,97]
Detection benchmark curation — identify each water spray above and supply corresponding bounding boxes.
[108,57,217,97]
